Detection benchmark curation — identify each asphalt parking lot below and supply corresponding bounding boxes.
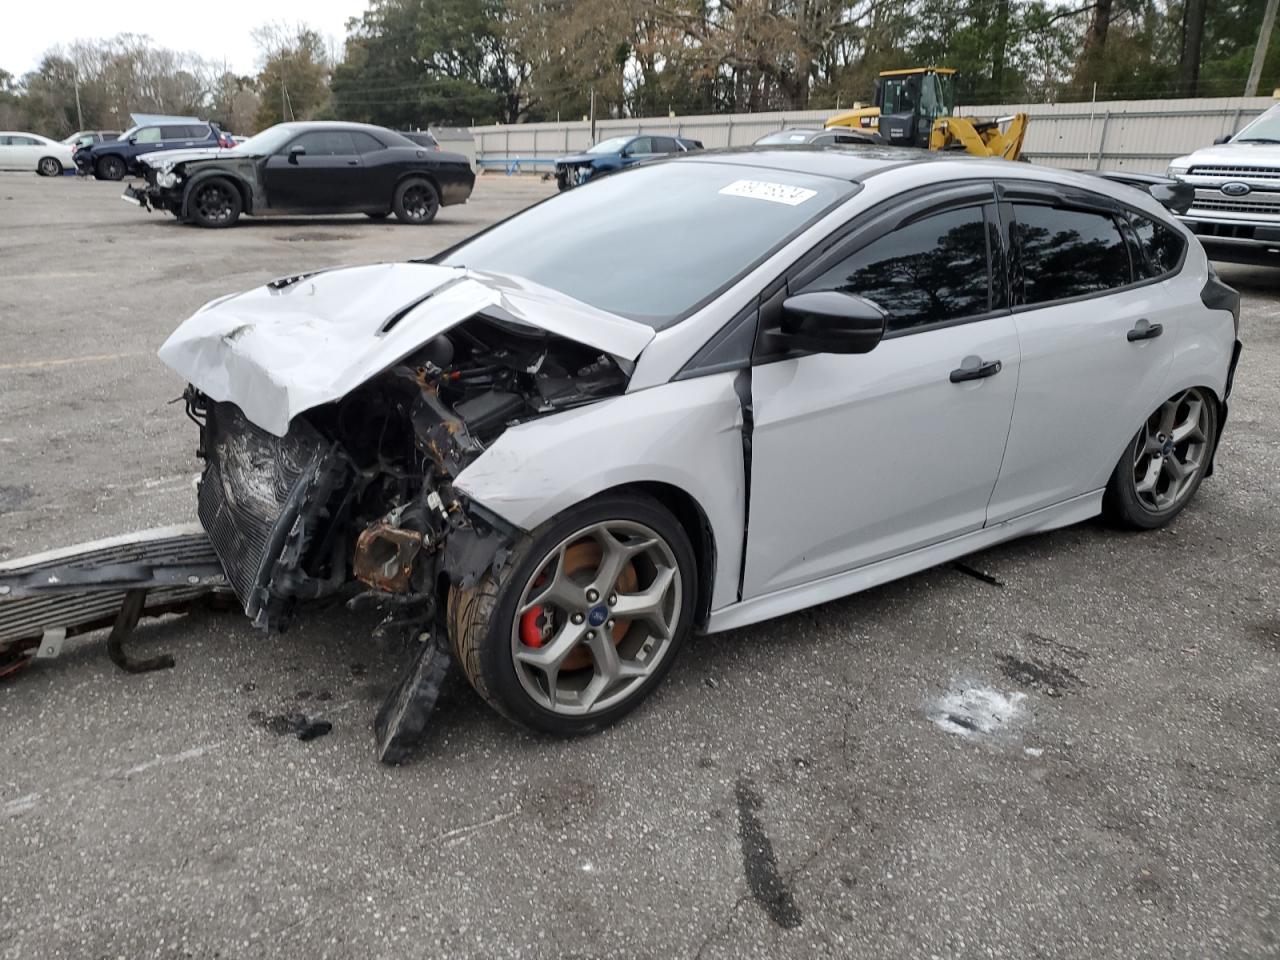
[1,170,1278,959]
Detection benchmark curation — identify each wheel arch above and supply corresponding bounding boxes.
[394,169,441,197]
[599,481,717,629]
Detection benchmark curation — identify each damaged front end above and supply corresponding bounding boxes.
[192,312,628,629]
[184,305,632,759]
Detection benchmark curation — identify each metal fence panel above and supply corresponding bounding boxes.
[471,97,1275,174]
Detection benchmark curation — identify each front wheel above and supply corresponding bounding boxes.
[449,493,696,735]
[37,157,63,177]
[392,178,439,224]
[96,156,126,181]
[1103,387,1218,529]
[187,177,242,228]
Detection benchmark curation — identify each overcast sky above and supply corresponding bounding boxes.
[1,0,368,78]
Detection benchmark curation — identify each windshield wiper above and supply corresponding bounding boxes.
[1233,137,1280,144]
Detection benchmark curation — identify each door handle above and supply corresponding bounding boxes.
[950,356,1003,383]
[346,159,359,166]
[1127,319,1163,341]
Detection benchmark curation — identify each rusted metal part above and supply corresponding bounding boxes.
[106,589,175,674]
[353,523,425,593]
[412,383,483,477]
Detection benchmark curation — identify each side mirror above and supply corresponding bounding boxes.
[127,136,138,144]
[1214,134,1233,145]
[777,291,885,354]
[288,145,306,163]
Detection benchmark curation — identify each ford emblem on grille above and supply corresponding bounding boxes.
[1220,182,1251,197]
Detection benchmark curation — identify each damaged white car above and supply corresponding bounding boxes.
[160,150,1241,755]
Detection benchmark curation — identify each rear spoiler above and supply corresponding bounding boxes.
[1087,170,1194,216]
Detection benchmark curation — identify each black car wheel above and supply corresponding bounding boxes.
[392,178,439,225]
[188,178,242,228]
[448,492,697,736]
[96,156,126,181]
[37,157,62,177]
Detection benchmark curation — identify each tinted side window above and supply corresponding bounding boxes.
[811,133,836,145]
[187,125,211,138]
[350,132,385,154]
[1014,204,1130,304]
[1128,213,1185,278]
[650,136,679,153]
[292,131,358,155]
[628,137,652,154]
[160,126,187,139]
[804,205,991,332]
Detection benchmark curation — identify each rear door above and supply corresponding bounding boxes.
[984,183,1181,523]
[263,130,364,211]
[744,183,1021,597]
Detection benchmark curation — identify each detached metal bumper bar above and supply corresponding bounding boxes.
[0,524,230,674]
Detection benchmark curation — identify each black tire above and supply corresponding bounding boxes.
[365,211,390,219]
[392,178,440,224]
[1103,387,1218,530]
[448,492,697,736]
[95,155,126,181]
[37,157,62,177]
[187,177,242,228]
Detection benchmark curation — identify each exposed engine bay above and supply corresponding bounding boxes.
[190,314,630,638]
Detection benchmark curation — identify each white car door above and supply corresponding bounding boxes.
[6,135,40,169]
[743,185,1021,598]
[984,186,1180,523]
[0,136,16,170]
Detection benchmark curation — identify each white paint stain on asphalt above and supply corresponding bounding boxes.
[927,681,1028,742]
[3,793,40,818]
[119,743,219,778]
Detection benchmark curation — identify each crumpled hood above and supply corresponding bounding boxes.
[1174,141,1280,170]
[158,261,655,437]
[140,147,237,168]
[555,153,599,165]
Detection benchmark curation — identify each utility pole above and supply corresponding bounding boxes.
[72,71,84,132]
[589,87,596,144]
[1246,0,1279,96]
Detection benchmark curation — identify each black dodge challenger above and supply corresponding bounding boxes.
[124,121,475,228]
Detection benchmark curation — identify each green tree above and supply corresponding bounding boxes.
[253,24,331,129]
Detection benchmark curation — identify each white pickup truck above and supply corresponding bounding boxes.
[1168,102,1280,265]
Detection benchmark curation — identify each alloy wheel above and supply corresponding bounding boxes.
[194,184,234,223]
[401,184,438,222]
[510,520,682,716]
[1132,387,1212,511]
[38,158,60,176]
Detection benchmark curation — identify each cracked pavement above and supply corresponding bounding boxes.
[1,172,1277,959]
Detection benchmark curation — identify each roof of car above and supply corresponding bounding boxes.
[678,145,940,181]
[272,120,403,136]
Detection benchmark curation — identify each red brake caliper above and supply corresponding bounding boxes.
[520,605,546,648]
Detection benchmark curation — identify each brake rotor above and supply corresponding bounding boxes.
[519,540,638,672]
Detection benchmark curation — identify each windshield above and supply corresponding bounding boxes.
[232,124,304,155]
[586,136,633,155]
[1234,106,1280,143]
[441,161,856,328]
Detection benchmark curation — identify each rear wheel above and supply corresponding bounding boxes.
[96,155,126,181]
[449,493,696,735]
[392,178,439,224]
[187,177,242,228]
[1103,387,1217,529]
[37,157,62,177]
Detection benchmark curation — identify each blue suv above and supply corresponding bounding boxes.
[553,134,702,190]
[76,121,227,181]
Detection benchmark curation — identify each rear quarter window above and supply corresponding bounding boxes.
[1128,213,1185,278]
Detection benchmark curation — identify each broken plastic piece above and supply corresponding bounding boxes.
[374,635,452,765]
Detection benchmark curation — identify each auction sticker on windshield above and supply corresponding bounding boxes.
[719,179,818,206]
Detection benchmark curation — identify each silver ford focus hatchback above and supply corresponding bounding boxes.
[161,148,1242,745]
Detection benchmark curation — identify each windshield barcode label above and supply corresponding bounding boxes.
[719,179,817,206]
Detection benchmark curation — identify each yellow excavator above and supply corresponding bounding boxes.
[825,67,1029,161]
